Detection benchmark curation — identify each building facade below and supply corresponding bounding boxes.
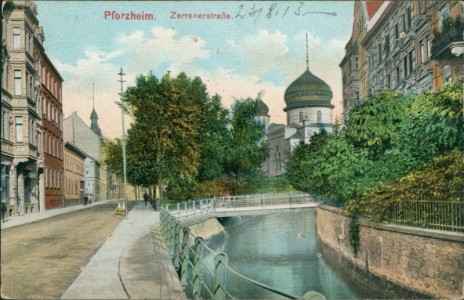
[37,47,64,209]
[341,1,464,114]
[64,142,85,206]
[63,112,103,202]
[1,0,42,216]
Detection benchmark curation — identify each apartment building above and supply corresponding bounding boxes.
[341,1,464,113]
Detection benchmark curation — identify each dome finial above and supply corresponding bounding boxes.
[306,33,309,71]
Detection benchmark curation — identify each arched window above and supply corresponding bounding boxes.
[317,111,322,123]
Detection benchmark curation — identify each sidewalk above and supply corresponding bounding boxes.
[61,203,187,300]
[1,200,117,230]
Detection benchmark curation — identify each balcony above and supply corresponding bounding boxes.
[431,21,464,60]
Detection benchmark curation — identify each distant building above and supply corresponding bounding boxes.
[63,112,103,202]
[262,58,335,176]
[64,142,86,206]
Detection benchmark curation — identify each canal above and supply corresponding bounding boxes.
[205,208,386,299]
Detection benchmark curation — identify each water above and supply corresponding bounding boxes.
[205,209,387,299]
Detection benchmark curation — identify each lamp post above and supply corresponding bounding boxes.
[117,68,127,214]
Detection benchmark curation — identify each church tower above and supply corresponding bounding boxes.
[90,84,103,138]
[283,33,334,142]
[256,98,270,132]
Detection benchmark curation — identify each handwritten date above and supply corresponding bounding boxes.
[235,2,337,22]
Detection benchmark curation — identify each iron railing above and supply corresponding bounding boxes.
[431,22,464,59]
[387,201,464,232]
[164,193,316,219]
[159,195,322,300]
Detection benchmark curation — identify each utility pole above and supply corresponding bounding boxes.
[117,68,127,214]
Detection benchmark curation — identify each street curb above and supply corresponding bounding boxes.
[1,200,118,230]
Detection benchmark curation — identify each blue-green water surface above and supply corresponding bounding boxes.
[205,209,386,299]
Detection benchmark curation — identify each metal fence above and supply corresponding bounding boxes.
[387,201,464,232]
[160,207,302,299]
[164,193,316,219]
[160,195,324,300]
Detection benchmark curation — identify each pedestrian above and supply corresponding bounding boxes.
[143,191,149,207]
[1,202,6,223]
[84,196,88,205]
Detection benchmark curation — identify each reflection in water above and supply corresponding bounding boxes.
[205,209,385,299]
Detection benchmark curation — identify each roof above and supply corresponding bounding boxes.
[256,99,269,116]
[65,141,88,159]
[284,69,334,111]
[366,1,384,20]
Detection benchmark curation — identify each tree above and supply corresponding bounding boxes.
[122,71,209,202]
[102,138,123,176]
[345,90,411,159]
[223,98,268,194]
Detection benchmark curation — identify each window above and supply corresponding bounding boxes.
[396,66,400,87]
[403,56,408,78]
[29,119,33,144]
[395,23,399,43]
[438,4,450,31]
[13,28,20,49]
[443,65,452,84]
[406,7,412,30]
[1,165,10,202]
[355,56,359,70]
[14,70,21,95]
[317,111,322,123]
[15,117,23,142]
[427,38,432,58]
[3,111,10,140]
[384,34,390,54]
[386,75,391,89]
[420,41,426,63]
[5,67,9,89]
[29,75,33,99]
[402,13,407,32]
[378,43,382,64]
[408,50,414,75]
[299,111,303,122]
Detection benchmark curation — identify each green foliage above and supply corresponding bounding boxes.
[122,71,209,198]
[288,131,369,204]
[223,98,268,194]
[102,138,123,176]
[346,149,464,221]
[348,217,360,256]
[105,71,272,200]
[345,90,411,159]
[287,81,464,213]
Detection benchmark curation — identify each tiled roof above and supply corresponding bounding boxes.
[366,1,384,20]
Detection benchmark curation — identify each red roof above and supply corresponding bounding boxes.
[366,1,384,20]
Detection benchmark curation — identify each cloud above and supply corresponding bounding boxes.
[56,26,346,139]
[52,49,125,138]
[228,29,288,77]
[116,27,210,76]
[193,68,287,124]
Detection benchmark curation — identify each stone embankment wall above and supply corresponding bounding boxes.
[188,217,224,241]
[316,205,464,299]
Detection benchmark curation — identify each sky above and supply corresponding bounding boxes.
[36,1,354,139]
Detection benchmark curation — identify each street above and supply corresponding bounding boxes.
[1,202,134,299]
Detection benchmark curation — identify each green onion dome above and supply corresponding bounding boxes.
[256,99,269,116]
[284,69,334,111]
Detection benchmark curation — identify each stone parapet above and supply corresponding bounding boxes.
[316,205,464,299]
